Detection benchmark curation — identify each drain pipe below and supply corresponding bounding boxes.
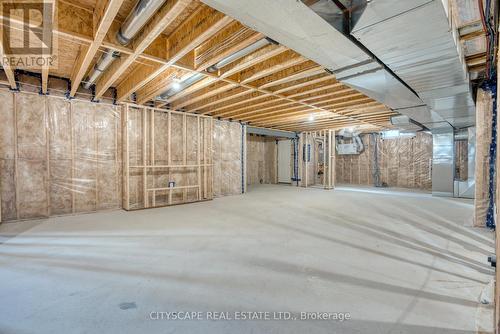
[83,0,167,89]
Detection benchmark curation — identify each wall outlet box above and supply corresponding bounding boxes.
[168,181,175,188]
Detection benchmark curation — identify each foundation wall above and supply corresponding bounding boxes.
[335,132,433,191]
[0,90,121,222]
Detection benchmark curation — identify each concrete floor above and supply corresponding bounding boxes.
[0,185,494,334]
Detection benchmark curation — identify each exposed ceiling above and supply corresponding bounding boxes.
[0,0,485,132]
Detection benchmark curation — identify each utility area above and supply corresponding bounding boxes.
[0,0,499,333]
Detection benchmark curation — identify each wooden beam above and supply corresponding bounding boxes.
[237,50,306,84]
[201,92,270,115]
[95,0,192,99]
[161,42,286,105]
[271,73,331,94]
[0,28,16,89]
[114,5,233,101]
[258,103,387,127]
[183,86,250,111]
[257,65,324,89]
[247,98,375,125]
[212,83,350,118]
[166,76,216,102]
[172,81,237,109]
[216,99,299,118]
[235,92,363,121]
[218,44,287,78]
[194,21,264,71]
[135,67,180,104]
[42,0,57,94]
[69,0,124,96]
[260,105,390,127]
[286,82,345,99]
[304,90,362,104]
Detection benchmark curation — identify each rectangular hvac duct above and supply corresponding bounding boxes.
[432,127,455,197]
[202,0,474,133]
[351,0,475,128]
[247,126,297,139]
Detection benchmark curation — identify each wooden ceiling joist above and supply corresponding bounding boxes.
[237,50,306,85]
[285,82,345,99]
[194,21,264,71]
[203,94,274,115]
[223,91,368,125]
[241,106,312,123]
[248,60,317,87]
[214,99,299,119]
[257,66,324,90]
[118,6,234,102]
[261,105,392,128]
[0,0,396,131]
[183,86,251,111]
[172,81,237,109]
[247,99,377,125]
[217,44,288,79]
[135,67,181,104]
[69,0,124,97]
[95,0,193,99]
[115,4,234,101]
[304,92,364,105]
[166,75,216,102]
[270,73,331,94]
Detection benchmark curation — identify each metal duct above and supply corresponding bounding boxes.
[201,0,444,130]
[390,115,422,132]
[84,51,120,89]
[303,0,454,130]
[159,37,275,100]
[247,126,296,139]
[207,38,273,73]
[201,0,475,131]
[351,0,475,129]
[83,0,167,89]
[117,0,167,45]
[158,73,205,100]
[432,127,455,197]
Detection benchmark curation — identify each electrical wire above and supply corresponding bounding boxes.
[478,0,497,79]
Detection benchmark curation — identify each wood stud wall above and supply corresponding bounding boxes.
[123,103,213,210]
[299,130,335,189]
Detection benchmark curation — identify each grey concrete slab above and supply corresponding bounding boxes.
[0,185,494,333]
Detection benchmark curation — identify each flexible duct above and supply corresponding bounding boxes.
[83,0,167,89]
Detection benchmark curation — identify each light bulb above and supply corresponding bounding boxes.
[171,81,181,91]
